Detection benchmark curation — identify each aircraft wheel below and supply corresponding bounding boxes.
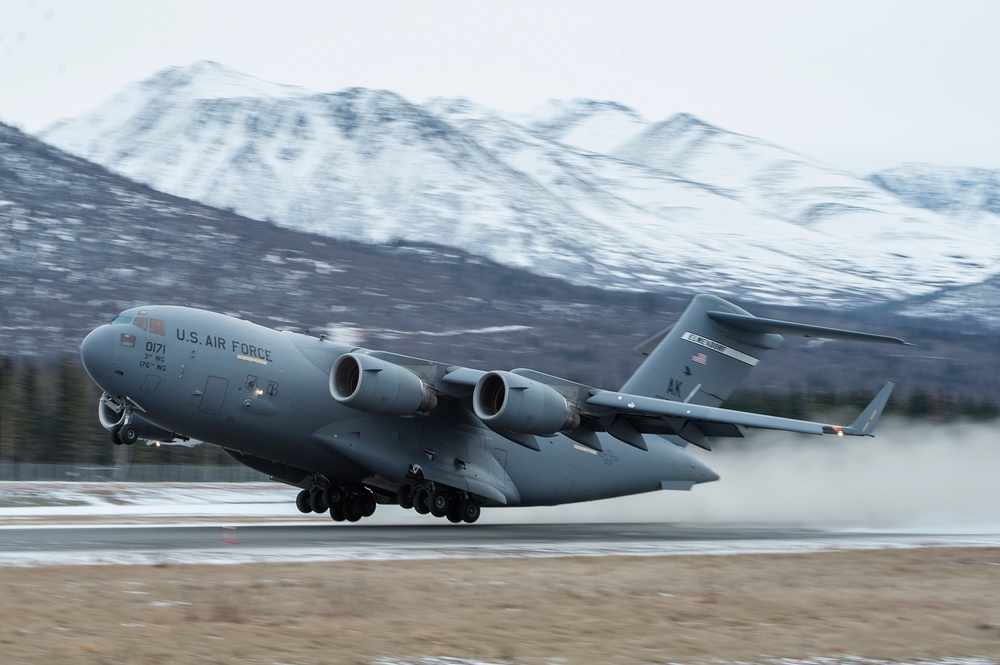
[309,487,328,513]
[412,487,430,515]
[120,425,138,445]
[329,503,345,522]
[358,491,376,517]
[460,499,481,524]
[397,484,414,510]
[110,423,124,446]
[344,496,363,522]
[295,489,311,514]
[446,500,463,523]
[428,490,449,518]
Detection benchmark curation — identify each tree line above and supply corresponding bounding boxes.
[0,355,237,467]
[725,386,999,422]
[1,354,996,467]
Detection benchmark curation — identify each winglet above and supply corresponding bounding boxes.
[825,382,894,437]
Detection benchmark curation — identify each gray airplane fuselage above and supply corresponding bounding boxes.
[80,305,718,509]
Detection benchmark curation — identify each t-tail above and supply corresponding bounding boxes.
[621,294,911,408]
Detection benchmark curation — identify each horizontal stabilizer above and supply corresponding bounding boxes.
[708,311,913,346]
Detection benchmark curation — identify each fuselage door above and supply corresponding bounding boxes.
[199,376,229,415]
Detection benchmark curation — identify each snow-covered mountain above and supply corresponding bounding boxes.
[512,98,648,154]
[868,163,1000,216]
[40,61,1000,309]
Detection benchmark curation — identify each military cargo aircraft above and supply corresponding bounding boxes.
[80,294,908,523]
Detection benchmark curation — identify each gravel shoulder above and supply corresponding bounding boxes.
[2,547,998,665]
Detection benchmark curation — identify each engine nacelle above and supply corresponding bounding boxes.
[473,371,580,435]
[330,352,437,416]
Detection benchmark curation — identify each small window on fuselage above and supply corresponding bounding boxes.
[150,319,165,336]
[120,333,136,348]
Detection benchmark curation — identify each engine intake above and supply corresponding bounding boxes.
[473,371,580,435]
[331,352,437,416]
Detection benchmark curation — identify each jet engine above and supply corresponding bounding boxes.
[473,371,580,435]
[330,352,437,416]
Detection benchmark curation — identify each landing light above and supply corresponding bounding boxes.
[255,388,264,396]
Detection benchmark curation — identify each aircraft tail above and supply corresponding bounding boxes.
[620,294,910,407]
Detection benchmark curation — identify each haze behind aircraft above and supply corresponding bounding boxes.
[80,295,908,523]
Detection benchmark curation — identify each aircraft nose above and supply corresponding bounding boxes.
[80,325,115,385]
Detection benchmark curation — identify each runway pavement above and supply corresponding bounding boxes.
[3,521,999,567]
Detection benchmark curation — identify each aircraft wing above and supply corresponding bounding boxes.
[585,382,895,450]
[338,351,895,454]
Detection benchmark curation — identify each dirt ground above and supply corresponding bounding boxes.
[2,547,999,665]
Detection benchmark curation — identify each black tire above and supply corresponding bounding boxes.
[446,501,463,523]
[397,484,414,510]
[428,490,449,517]
[110,423,124,446]
[120,425,138,445]
[329,503,345,522]
[309,488,327,513]
[344,496,363,522]
[295,489,311,514]
[461,499,481,524]
[412,488,430,515]
[358,491,377,517]
[327,485,344,507]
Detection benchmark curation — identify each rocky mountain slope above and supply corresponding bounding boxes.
[4,120,997,399]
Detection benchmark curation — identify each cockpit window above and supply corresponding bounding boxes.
[150,319,165,336]
[111,315,133,325]
[133,317,148,332]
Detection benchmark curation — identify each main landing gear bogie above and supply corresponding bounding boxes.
[296,482,378,523]
[397,483,481,524]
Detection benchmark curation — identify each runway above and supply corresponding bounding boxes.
[3,521,999,567]
[2,480,999,566]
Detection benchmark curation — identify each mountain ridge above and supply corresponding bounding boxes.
[2,120,998,399]
[37,61,1000,314]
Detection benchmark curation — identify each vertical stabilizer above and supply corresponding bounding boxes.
[620,295,783,407]
[621,294,910,407]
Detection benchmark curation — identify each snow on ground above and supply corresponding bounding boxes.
[0,482,304,523]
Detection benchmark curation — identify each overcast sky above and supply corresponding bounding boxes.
[2,0,998,173]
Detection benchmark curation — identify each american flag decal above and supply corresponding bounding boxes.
[692,352,708,365]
